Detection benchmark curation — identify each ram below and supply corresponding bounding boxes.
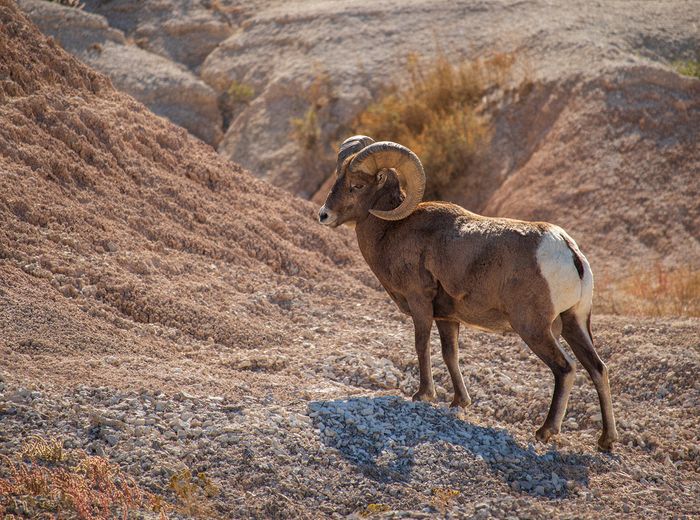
[318,136,618,451]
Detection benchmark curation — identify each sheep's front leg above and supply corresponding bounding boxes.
[436,320,471,408]
[409,300,437,402]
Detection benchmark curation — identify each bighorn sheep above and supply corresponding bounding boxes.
[318,136,618,451]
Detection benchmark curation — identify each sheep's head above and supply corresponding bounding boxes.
[318,136,426,227]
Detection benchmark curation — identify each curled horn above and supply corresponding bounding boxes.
[348,141,425,221]
[336,135,374,172]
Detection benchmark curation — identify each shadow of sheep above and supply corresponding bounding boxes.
[308,396,601,498]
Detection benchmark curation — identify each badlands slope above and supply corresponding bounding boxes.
[1,1,699,518]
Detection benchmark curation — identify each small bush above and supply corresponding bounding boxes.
[169,468,220,517]
[44,0,83,8]
[0,436,168,519]
[431,487,460,514]
[359,503,391,517]
[291,106,321,151]
[22,436,65,463]
[289,70,337,186]
[353,52,515,199]
[289,71,333,150]
[226,81,255,106]
[596,263,700,317]
[672,59,700,79]
[221,80,255,129]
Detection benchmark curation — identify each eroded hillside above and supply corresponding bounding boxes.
[1,1,699,518]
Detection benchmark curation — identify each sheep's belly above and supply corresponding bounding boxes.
[438,307,513,334]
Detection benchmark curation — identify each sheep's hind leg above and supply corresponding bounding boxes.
[436,320,470,407]
[515,322,576,444]
[561,310,618,451]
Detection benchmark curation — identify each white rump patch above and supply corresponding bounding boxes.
[536,228,583,315]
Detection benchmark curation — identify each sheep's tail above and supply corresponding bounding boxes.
[562,233,594,342]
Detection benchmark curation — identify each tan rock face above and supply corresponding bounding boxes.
[81,0,235,71]
[200,0,698,199]
[18,0,223,145]
[202,1,700,276]
[482,68,700,275]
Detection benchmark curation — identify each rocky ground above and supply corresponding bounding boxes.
[2,314,699,518]
[1,1,699,518]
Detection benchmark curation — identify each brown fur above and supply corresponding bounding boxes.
[320,167,618,450]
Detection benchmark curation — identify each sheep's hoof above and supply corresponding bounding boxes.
[535,425,558,443]
[412,388,437,402]
[450,394,471,408]
[597,430,618,452]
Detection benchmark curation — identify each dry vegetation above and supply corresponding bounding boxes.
[169,468,220,518]
[353,52,516,200]
[220,80,255,130]
[597,264,700,318]
[673,58,700,79]
[0,436,165,519]
[43,0,82,8]
[289,69,338,184]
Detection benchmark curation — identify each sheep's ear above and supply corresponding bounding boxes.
[376,168,389,188]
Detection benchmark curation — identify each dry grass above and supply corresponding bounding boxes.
[291,105,322,151]
[289,70,334,151]
[221,80,256,130]
[21,436,65,463]
[596,263,700,317]
[672,59,700,79]
[289,69,338,187]
[44,0,83,7]
[431,487,461,514]
[0,437,168,519]
[359,503,391,517]
[353,52,515,199]
[169,468,220,518]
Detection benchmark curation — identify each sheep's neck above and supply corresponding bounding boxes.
[355,178,403,267]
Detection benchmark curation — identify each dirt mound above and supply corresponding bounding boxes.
[18,0,224,145]
[1,3,699,518]
[0,0,383,382]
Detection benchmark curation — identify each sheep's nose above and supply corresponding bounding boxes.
[319,209,329,223]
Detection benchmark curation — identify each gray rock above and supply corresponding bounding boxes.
[82,0,234,70]
[18,0,223,145]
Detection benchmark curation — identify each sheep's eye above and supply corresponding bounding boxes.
[350,184,365,191]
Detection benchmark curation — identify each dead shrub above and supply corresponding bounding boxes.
[596,263,700,317]
[359,503,391,517]
[221,80,255,130]
[353,52,515,199]
[21,435,65,463]
[169,468,220,518]
[289,70,337,187]
[431,487,460,514]
[0,437,169,519]
[43,0,83,8]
